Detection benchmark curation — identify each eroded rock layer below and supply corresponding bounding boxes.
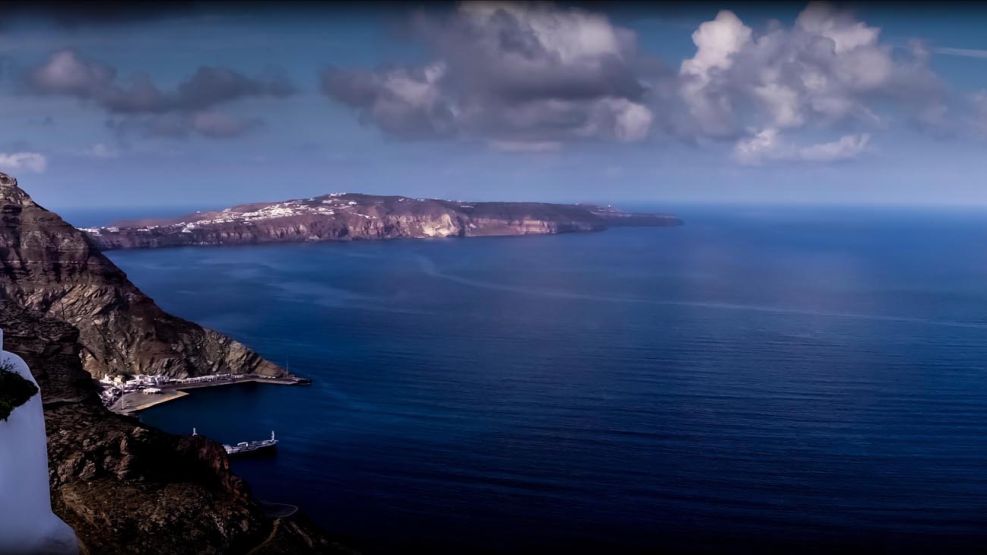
[83,193,681,250]
[0,173,345,553]
[0,173,286,380]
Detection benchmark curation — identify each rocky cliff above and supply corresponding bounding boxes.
[0,172,290,380]
[82,193,681,250]
[0,171,345,553]
[0,303,347,554]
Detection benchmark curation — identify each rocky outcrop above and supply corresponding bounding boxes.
[0,303,344,554]
[83,193,681,250]
[0,172,289,380]
[0,170,342,549]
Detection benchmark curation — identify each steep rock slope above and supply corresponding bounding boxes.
[0,303,346,554]
[83,193,681,250]
[0,172,286,380]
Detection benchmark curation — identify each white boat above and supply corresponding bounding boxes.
[223,431,278,457]
[191,428,279,457]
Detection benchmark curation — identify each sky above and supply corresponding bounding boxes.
[3,1,987,211]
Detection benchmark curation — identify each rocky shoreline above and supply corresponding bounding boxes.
[82,193,681,251]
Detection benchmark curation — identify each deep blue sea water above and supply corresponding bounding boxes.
[99,205,987,553]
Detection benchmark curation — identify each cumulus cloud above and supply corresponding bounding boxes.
[321,2,946,163]
[25,49,294,138]
[322,2,656,149]
[733,127,870,165]
[322,63,455,139]
[678,10,753,137]
[676,3,944,141]
[0,152,47,173]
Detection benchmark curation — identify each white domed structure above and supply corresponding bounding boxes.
[0,330,79,554]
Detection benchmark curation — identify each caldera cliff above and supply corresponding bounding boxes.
[0,173,290,381]
[82,193,681,250]
[0,172,343,553]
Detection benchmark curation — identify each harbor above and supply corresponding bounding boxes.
[101,373,308,415]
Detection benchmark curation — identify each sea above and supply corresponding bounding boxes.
[64,204,987,553]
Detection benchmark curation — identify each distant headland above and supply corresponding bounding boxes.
[81,193,682,250]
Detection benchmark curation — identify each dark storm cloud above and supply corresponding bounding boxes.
[322,3,658,149]
[321,2,951,162]
[321,65,458,139]
[175,67,295,111]
[25,49,294,139]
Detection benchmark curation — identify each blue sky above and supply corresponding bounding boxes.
[3,2,987,211]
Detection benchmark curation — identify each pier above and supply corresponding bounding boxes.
[103,373,308,415]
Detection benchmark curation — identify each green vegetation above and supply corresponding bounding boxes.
[0,361,38,422]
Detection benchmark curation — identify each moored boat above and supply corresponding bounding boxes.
[223,431,278,456]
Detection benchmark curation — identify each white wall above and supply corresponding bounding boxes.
[0,330,79,554]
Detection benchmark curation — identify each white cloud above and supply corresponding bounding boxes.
[324,2,652,146]
[678,10,752,137]
[681,10,752,83]
[28,49,115,97]
[457,2,625,64]
[733,128,782,165]
[324,1,945,161]
[611,99,654,142]
[0,152,47,174]
[675,3,942,140]
[795,2,880,54]
[797,133,870,162]
[733,128,869,165]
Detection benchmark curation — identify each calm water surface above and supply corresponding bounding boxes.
[112,206,987,553]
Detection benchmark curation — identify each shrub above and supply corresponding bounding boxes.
[0,360,38,422]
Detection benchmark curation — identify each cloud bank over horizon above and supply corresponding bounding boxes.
[323,3,657,149]
[320,1,961,166]
[5,2,976,167]
[23,49,294,139]
[5,1,987,209]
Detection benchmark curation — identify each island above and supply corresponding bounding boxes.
[81,193,681,250]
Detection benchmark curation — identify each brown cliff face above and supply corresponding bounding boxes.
[83,193,681,250]
[0,172,286,380]
[0,172,343,553]
[0,304,345,554]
